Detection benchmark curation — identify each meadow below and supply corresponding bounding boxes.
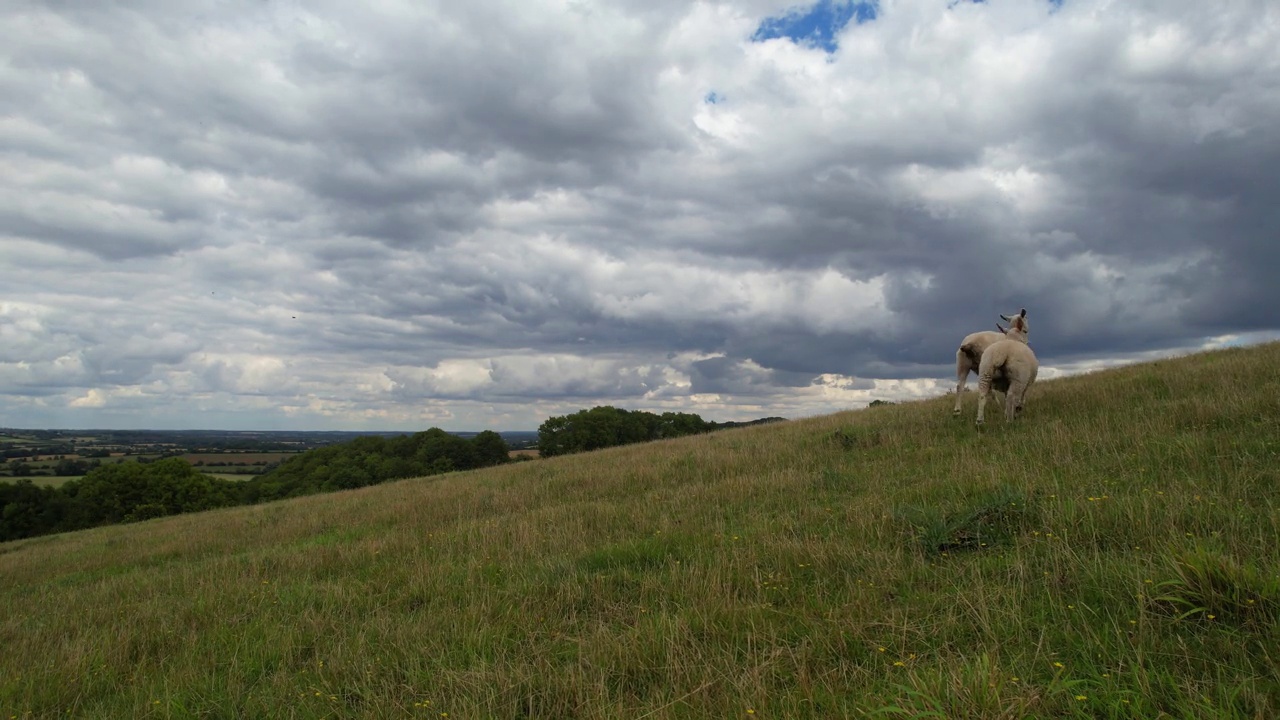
[1,453,298,488]
[2,343,1278,718]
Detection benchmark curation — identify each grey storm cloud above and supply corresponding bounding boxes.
[1,0,1278,430]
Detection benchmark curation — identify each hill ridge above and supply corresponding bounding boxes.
[3,342,1279,718]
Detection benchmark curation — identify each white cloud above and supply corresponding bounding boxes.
[68,389,108,408]
[1,0,1277,429]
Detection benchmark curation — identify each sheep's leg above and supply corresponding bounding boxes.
[1005,380,1028,421]
[975,373,993,425]
[953,350,972,415]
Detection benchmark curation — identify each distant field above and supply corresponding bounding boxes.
[508,448,540,459]
[1,453,295,486]
[1,455,173,482]
[180,452,297,476]
[3,476,79,488]
[3,471,256,487]
[0,436,40,445]
[5,455,161,466]
[180,452,298,465]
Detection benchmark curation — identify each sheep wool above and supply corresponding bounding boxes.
[975,313,1038,424]
[953,309,1030,415]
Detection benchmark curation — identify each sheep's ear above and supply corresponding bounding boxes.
[999,313,1012,322]
[996,323,1007,333]
[1020,308,1027,318]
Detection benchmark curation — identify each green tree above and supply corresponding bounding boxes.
[61,459,238,530]
[244,428,512,503]
[537,415,574,457]
[0,481,66,541]
[473,431,511,466]
[537,406,712,457]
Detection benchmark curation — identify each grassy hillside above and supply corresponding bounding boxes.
[3,343,1279,719]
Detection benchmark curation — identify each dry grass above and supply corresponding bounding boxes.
[2,343,1279,718]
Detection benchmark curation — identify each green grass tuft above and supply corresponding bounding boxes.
[895,484,1034,555]
[1149,546,1280,625]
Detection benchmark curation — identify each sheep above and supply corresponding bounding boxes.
[975,311,1038,424]
[952,309,1030,415]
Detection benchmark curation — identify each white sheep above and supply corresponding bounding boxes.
[952,309,1030,415]
[975,311,1038,424]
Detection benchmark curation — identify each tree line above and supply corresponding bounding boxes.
[238,429,510,502]
[2,409,787,543]
[0,429,511,542]
[0,459,242,541]
[537,406,784,457]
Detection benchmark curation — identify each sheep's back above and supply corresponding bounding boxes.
[979,339,1038,378]
[960,330,1005,361]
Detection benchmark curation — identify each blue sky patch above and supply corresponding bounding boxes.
[751,1,878,54]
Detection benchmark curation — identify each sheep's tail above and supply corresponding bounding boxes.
[959,342,982,365]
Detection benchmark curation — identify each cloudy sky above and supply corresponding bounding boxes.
[2,0,1278,432]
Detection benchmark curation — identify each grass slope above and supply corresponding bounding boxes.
[3,343,1279,719]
